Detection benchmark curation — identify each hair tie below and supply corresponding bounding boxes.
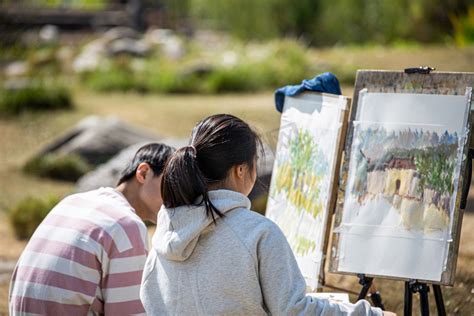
[187,144,197,156]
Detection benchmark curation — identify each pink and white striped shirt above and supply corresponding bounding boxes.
[9,187,148,315]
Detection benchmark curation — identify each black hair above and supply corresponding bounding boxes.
[161,114,262,222]
[117,143,175,185]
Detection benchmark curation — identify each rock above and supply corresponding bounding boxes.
[108,38,150,57]
[34,116,160,166]
[145,28,185,59]
[76,138,187,192]
[161,35,185,60]
[73,39,107,72]
[248,143,275,210]
[179,62,215,78]
[4,62,29,77]
[3,78,34,91]
[103,27,140,42]
[39,25,59,44]
[193,30,230,53]
[220,50,238,68]
[76,137,275,212]
[145,28,175,46]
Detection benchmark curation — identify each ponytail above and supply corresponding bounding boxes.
[161,145,223,222]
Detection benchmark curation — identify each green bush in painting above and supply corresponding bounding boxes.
[24,154,92,182]
[9,195,61,239]
[0,85,73,116]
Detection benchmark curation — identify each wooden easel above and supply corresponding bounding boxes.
[330,67,474,315]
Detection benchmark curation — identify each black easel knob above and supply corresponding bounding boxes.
[404,66,436,74]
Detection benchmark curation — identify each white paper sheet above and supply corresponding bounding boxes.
[336,91,470,282]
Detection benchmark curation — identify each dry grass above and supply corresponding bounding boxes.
[0,90,280,212]
[312,45,474,86]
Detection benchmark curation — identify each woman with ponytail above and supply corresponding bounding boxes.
[140,114,384,316]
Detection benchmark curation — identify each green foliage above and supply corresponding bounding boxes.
[84,66,147,93]
[188,0,472,45]
[82,40,312,94]
[451,6,474,47]
[289,130,316,173]
[258,40,313,86]
[294,235,316,255]
[206,66,259,93]
[414,144,457,196]
[9,195,61,239]
[0,85,73,116]
[273,129,325,218]
[32,0,106,10]
[24,154,92,182]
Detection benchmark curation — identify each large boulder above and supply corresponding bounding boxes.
[73,38,108,73]
[107,38,151,57]
[33,116,160,166]
[103,27,140,42]
[39,25,59,44]
[75,138,187,192]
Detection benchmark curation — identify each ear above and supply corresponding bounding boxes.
[233,163,246,180]
[135,163,152,184]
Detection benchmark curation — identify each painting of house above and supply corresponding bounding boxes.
[366,157,422,200]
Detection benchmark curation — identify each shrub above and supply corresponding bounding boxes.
[81,40,315,94]
[451,6,474,47]
[9,195,61,239]
[258,42,313,87]
[0,84,73,116]
[206,65,260,93]
[24,154,92,182]
[84,67,147,92]
[327,64,358,86]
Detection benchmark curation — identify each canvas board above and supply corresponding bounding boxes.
[330,70,474,285]
[266,92,350,290]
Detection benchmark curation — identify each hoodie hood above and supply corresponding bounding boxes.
[152,189,251,261]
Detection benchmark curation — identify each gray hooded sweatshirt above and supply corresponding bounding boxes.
[140,190,383,316]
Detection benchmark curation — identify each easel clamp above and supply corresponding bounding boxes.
[404,66,436,74]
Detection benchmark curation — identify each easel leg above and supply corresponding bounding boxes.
[419,284,430,316]
[432,285,446,316]
[357,275,373,300]
[404,282,412,316]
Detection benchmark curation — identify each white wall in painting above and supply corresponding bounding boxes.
[335,91,470,282]
[266,93,348,290]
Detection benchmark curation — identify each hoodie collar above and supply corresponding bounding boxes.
[152,189,250,261]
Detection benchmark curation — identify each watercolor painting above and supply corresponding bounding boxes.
[349,126,459,232]
[266,93,349,290]
[333,90,470,282]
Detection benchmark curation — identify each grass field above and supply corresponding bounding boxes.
[0,45,473,314]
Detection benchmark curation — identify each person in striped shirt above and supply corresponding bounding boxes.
[9,143,174,315]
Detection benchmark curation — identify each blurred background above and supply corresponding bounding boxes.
[0,0,473,314]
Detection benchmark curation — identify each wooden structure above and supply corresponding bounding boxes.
[0,0,149,30]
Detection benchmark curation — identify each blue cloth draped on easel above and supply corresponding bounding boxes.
[274,72,342,113]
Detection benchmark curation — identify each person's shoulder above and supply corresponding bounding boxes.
[225,207,284,238]
[60,188,146,231]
